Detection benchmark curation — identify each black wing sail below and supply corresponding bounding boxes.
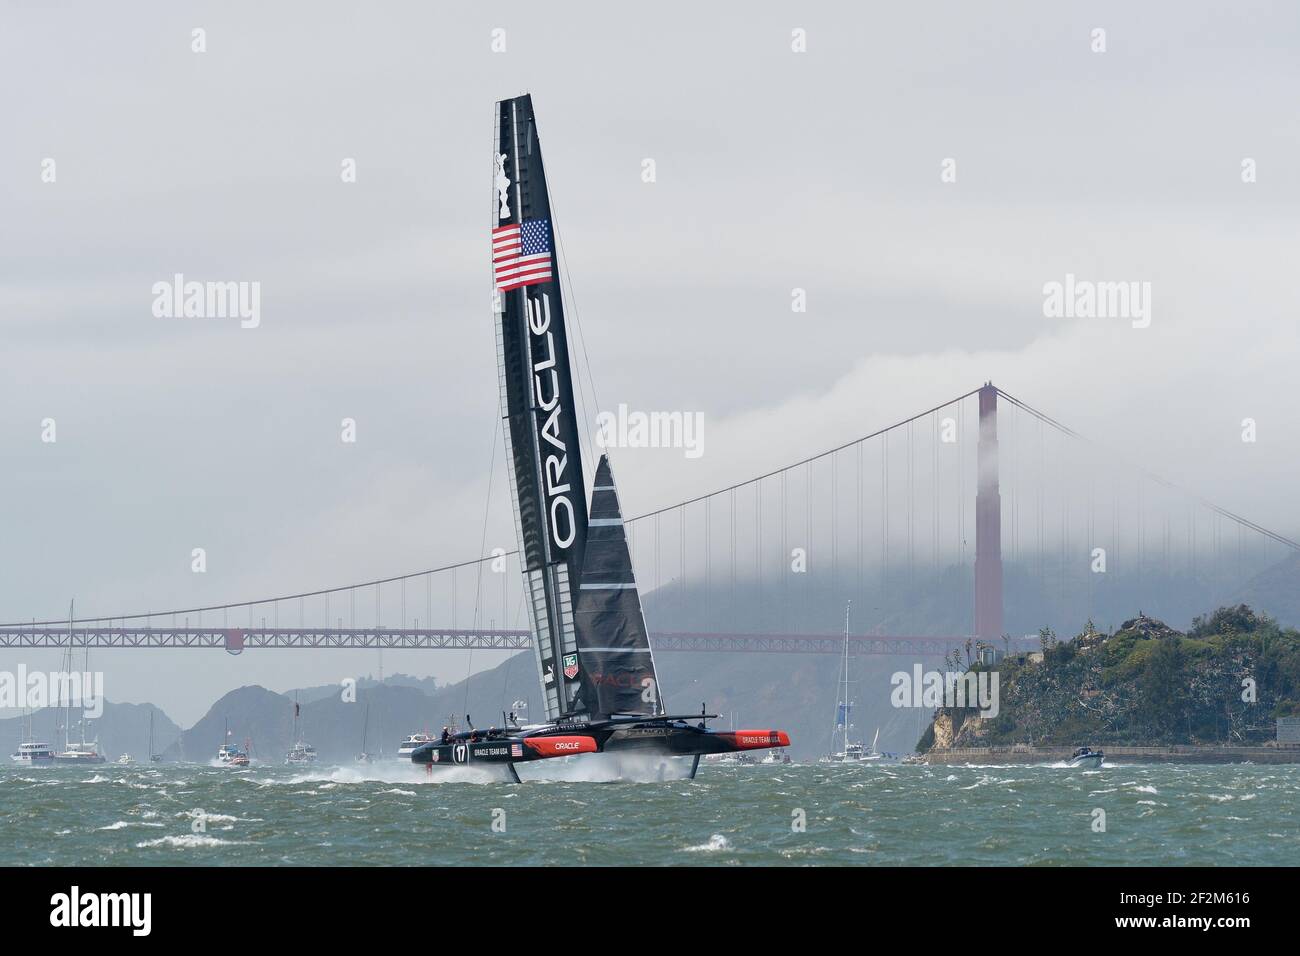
[572,455,663,717]
[493,94,590,721]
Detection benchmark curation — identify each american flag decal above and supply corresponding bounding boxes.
[493,218,553,291]
[510,743,523,758]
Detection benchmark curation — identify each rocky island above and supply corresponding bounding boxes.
[920,605,1300,764]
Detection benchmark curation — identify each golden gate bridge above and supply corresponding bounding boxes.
[3,385,1295,656]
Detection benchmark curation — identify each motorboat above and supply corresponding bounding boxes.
[11,741,56,764]
[1065,746,1104,769]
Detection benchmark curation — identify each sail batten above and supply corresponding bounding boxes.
[571,455,663,717]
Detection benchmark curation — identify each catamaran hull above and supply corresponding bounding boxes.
[602,725,790,757]
[409,735,599,767]
[409,724,790,774]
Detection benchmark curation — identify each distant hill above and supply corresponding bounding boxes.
[0,701,181,761]
[156,649,911,762]
[172,659,539,764]
[1234,553,1300,630]
[287,673,440,706]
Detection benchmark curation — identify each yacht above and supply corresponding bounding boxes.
[760,748,792,765]
[285,742,317,765]
[148,711,162,763]
[355,702,373,763]
[11,709,55,763]
[52,632,106,764]
[115,753,135,766]
[284,697,318,765]
[11,741,56,764]
[820,603,884,764]
[217,743,250,767]
[1065,746,1104,769]
[821,738,884,764]
[54,741,106,765]
[217,719,250,766]
[397,732,435,759]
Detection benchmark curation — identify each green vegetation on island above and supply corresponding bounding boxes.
[921,605,1300,752]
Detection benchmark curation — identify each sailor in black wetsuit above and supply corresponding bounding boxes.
[440,727,451,745]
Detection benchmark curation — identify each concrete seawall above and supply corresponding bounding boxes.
[923,745,1300,765]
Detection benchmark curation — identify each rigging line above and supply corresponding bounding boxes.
[996,387,1300,552]
[627,387,982,522]
[546,180,604,484]
[464,412,503,717]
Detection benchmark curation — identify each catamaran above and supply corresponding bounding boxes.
[410,94,789,780]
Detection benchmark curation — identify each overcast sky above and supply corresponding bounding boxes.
[2,2,1298,724]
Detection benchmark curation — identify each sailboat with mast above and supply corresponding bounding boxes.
[411,94,790,779]
[54,604,105,765]
[355,702,372,763]
[148,709,162,762]
[217,718,249,766]
[820,602,882,764]
[285,695,317,765]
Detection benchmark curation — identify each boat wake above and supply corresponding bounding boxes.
[259,763,509,786]
[521,752,695,783]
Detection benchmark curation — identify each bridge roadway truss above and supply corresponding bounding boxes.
[0,626,1037,656]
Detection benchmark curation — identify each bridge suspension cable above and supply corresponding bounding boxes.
[995,387,1300,552]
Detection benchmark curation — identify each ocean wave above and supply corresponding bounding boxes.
[135,834,249,849]
[99,821,164,830]
[683,834,731,852]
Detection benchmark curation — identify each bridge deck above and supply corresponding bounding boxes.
[0,627,1034,655]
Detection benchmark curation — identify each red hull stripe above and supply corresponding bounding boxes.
[522,736,598,758]
[720,730,791,751]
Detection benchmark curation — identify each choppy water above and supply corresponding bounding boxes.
[3,758,1298,866]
